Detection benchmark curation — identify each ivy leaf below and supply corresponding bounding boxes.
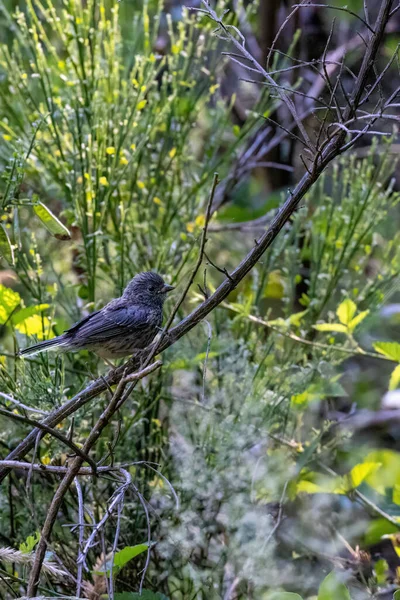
[336,298,357,325]
[313,323,348,333]
[318,571,351,600]
[33,201,71,240]
[0,224,14,265]
[348,310,369,332]
[389,364,400,391]
[373,342,400,362]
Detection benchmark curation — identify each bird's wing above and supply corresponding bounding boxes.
[64,303,153,345]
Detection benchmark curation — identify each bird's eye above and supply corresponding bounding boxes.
[149,286,155,292]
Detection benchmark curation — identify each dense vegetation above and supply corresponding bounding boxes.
[0,1,399,599]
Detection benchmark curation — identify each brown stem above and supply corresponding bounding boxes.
[26,361,162,596]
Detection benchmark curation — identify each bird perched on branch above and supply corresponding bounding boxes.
[19,272,174,361]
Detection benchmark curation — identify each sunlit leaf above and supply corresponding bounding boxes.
[11,304,50,326]
[288,310,308,327]
[33,201,71,240]
[336,299,357,325]
[335,462,381,493]
[393,484,400,505]
[0,284,21,324]
[0,224,14,265]
[317,571,351,600]
[373,341,400,362]
[15,314,53,339]
[348,309,369,332]
[313,323,348,333]
[19,531,40,553]
[263,270,284,300]
[363,450,400,493]
[390,364,400,391]
[394,589,400,600]
[296,481,323,494]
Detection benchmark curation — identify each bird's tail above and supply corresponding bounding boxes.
[18,335,66,357]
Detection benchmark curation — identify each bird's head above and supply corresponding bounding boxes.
[123,272,174,307]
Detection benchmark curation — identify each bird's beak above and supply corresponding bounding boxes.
[161,284,175,294]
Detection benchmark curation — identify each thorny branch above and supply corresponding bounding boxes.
[0,0,396,594]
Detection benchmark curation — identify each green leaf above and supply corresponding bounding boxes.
[348,309,369,332]
[373,341,400,362]
[94,544,148,576]
[336,299,357,325]
[335,462,381,493]
[318,571,351,600]
[266,593,304,600]
[113,544,148,570]
[0,224,14,265]
[33,201,71,240]
[394,590,400,600]
[390,364,400,390]
[364,518,399,546]
[11,304,50,326]
[288,310,308,327]
[114,592,169,600]
[374,558,389,584]
[364,450,400,493]
[19,531,40,553]
[313,323,348,333]
[0,284,21,324]
[393,484,400,505]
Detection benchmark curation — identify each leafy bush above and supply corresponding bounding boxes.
[0,1,399,599]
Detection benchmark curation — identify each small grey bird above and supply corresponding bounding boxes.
[19,272,174,360]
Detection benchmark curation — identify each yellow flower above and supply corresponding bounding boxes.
[2,134,11,141]
[186,222,195,233]
[42,455,51,465]
[99,176,109,186]
[106,146,115,155]
[153,196,162,205]
[195,214,205,228]
[169,147,177,159]
[130,143,136,151]
[137,180,146,190]
[119,156,128,165]
[77,176,83,184]
[209,83,219,94]
[137,99,147,110]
